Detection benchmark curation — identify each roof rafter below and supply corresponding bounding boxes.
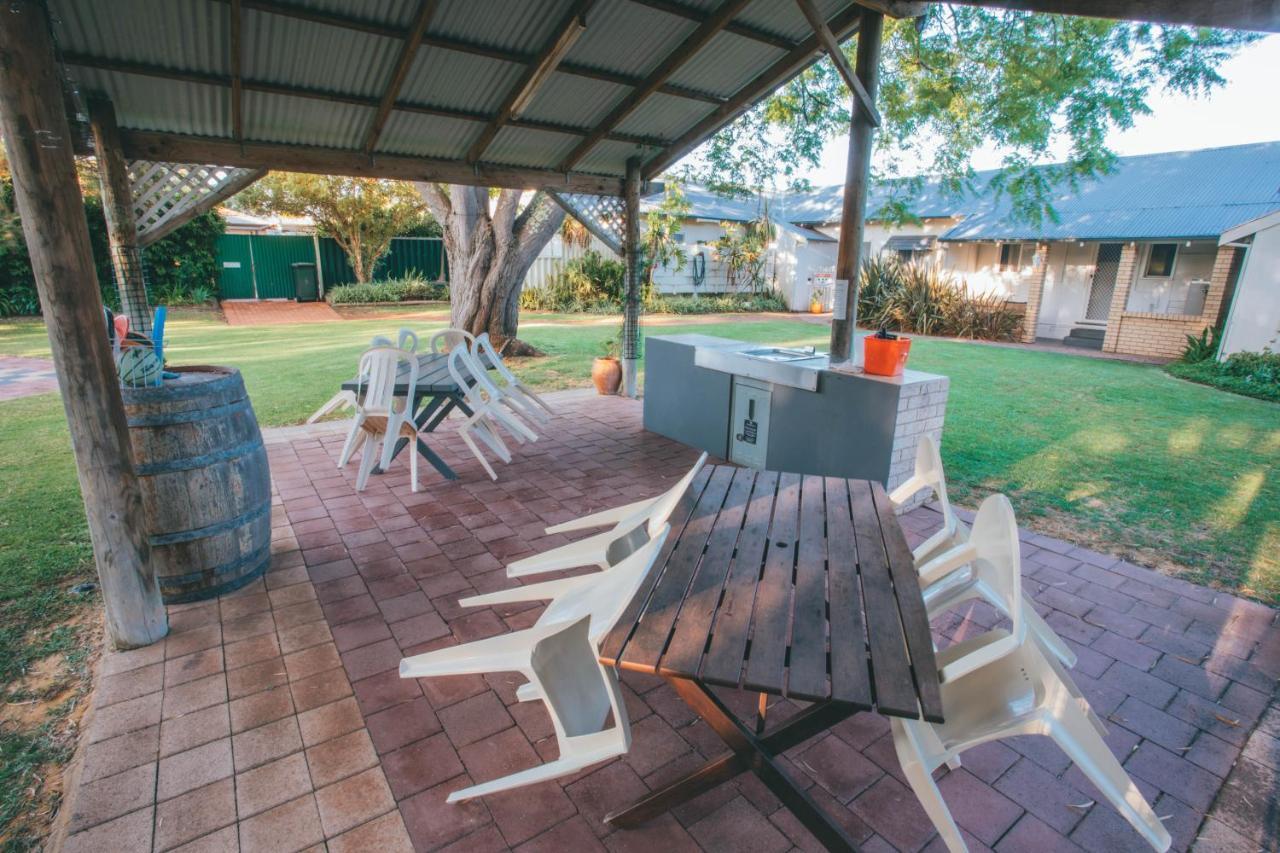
[207,0,729,106]
[229,0,243,141]
[558,0,754,172]
[627,0,795,50]
[468,0,595,164]
[61,53,668,149]
[641,3,864,179]
[364,0,439,153]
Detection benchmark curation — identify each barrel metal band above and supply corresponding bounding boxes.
[127,398,251,428]
[149,498,272,546]
[135,437,264,476]
[157,542,272,589]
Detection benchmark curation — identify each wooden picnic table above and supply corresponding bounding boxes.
[599,464,944,851]
[340,352,472,481]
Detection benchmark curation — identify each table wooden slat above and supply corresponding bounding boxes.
[847,479,920,717]
[786,475,832,701]
[872,483,946,723]
[823,477,873,708]
[699,470,777,688]
[742,472,802,694]
[659,468,756,679]
[598,467,716,667]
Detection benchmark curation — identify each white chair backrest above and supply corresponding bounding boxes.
[398,328,419,352]
[446,344,504,404]
[543,525,670,643]
[358,346,416,416]
[370,335,394,347]
[431,328,476,355]
[474,332,516,383]
[933,493,1025,683]
[643,453,709,535]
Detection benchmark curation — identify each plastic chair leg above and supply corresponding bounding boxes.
[460,426,499,481]
[1024,599,1078,668]
[892,723,967,853]
[446,752,621,803]
[337,415,364,467]
[355,435,380,491]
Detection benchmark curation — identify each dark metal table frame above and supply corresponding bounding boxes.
[340,352,473,481]
[599,465,944,851]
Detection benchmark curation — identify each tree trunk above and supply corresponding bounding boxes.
[416,184,565,355]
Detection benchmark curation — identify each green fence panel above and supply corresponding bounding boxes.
[249,235,315,299]
[317,237,447,287]
[215,235,255,299]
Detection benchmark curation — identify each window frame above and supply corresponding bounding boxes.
[998,242,1028,272]
[1143,243,1179,279]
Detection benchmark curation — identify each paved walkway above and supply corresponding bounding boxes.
[222,301,342,326]
[0,355,58,400]
[53,394,1277,852]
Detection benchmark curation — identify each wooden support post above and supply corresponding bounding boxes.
[622,157,642,399]
[88,95,152,333]
[829,8,884,366]
[0,1,167,648]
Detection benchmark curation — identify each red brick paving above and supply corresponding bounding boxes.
[54,392,1277,852]
[220,300,341,325]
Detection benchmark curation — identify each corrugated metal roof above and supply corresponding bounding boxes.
[52,0,227,74]
[374,111,478,159]
[518,72,627,130]
[737,0,846,41]
[401,47,524,115]
[431,0,565,53]
[243,91,373,148]
[485,125,580,169]
[565,2,695,78]
[292,0,420,29]
[242,10,399,98]
[615,92,715,140]
[64,66,230,137]
[575,138,646,175]
[667,31,784,99]
[940,142,1280,241]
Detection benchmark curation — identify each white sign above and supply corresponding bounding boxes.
[222,261,241,269]
[832,278,849,320]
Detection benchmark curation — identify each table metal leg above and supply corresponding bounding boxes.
[374,393,459,481]
[605,678,862,851]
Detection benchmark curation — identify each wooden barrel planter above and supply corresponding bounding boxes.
[122,367,272,603]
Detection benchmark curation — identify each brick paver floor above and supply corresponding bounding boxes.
[54,392,1278,852]
[221,300,342,326]
[0,355,58,400]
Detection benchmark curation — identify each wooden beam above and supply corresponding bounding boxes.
[118,130,627,194]
[60,55,654,139]
[364,0,437,153]
[559,0,753,172]
[642,3,863,179]
[230,0,243,141]
[794,0,881,126]
[0,0,167,648]
[207,0,728,103]
[627,0,796,50]
[61,53,668,148]
[621,156,642,398]
[87,95,153,332]
[830,8,884,364]
[847,1,927,17]
[138,167,266,246]
[468,0,593,163]
[947,1,1280,32]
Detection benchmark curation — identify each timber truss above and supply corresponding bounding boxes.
[127,160,265,247]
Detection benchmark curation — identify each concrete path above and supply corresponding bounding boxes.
[0,355,58,400]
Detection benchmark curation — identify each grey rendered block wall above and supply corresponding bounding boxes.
[642,335,732,459]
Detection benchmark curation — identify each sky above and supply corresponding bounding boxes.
[796,33,1280,187]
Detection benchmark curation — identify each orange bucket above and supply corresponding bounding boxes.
[863,335,912,377]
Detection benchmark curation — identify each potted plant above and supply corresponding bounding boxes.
[592,328,623,395]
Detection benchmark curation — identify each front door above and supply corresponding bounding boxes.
[1085,243,1123,321]
[216,235,256,299]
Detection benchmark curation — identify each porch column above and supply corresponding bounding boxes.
[88,95,152,334]
[829,7,884,365]
[622,156,642,398]
[0,1,167,648]
[1200,244,1239,327]
[1101,242,1140,352]
[1020,242,1050,343]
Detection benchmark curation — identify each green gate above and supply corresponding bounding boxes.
[215,235,256,299]
[248,235,315,298]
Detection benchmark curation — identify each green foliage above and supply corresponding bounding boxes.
[1181,326,1221,363]
[642,183,690,287]
[685,11,1257,223]
[858,256,1022,341]
[1167,349,1280,403]
[141,210,225,303]
[233,173,430,282]
[646,290,788,315]
[712,216,772,291]
[325,273,448,304]
[520,250,626,312]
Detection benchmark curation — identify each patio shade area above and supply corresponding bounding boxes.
[54,393,1279,853]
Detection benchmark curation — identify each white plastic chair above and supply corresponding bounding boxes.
[306,333,403,423]
[430,328,474,354]
[400,527,671,802]
[398,328,419,352]
[892,638,1170,852]
[474,332,553,424]
[889,434,965,565]
[505,452,709,580]
[445,347,530,480]
[337,346,423,492]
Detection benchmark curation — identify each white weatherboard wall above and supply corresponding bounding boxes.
[1035,242,1098,339]
[1220,221,1280,357]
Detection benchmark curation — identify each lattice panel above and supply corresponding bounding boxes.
[127,161,260,245]
[548,191,627,255]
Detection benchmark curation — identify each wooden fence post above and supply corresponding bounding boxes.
[0,0,167,648]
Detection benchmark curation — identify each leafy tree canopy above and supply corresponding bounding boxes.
[231,173,433,281]
[680,9,1258,225]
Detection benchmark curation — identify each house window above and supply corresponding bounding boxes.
[998,243,1027,272]
[1144,243,1178,278]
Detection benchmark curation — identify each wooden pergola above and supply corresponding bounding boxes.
[0,0,1276,648]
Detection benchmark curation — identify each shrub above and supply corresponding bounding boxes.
[646,290,788,314]
[520,251,625,312]
[856,256,1022,341]
[1181,327,1220,363]
[326,273,448,304]
[1166,348,1280,403]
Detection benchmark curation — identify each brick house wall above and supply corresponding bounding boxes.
[1020,242,1050,343]
[1102,243,1238,359]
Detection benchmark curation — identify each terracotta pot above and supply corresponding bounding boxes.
[809,301,824,314]
[592,357,622,395]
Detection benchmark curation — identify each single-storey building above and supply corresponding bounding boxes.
[1218,209,1280,357]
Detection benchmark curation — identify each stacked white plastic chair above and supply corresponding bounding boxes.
[400,527,671,802]
[474,332,553,424]
[891,495,1170,853]
[891,435,1078,668]
[336,346,424,492]
[307,331,413,424]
